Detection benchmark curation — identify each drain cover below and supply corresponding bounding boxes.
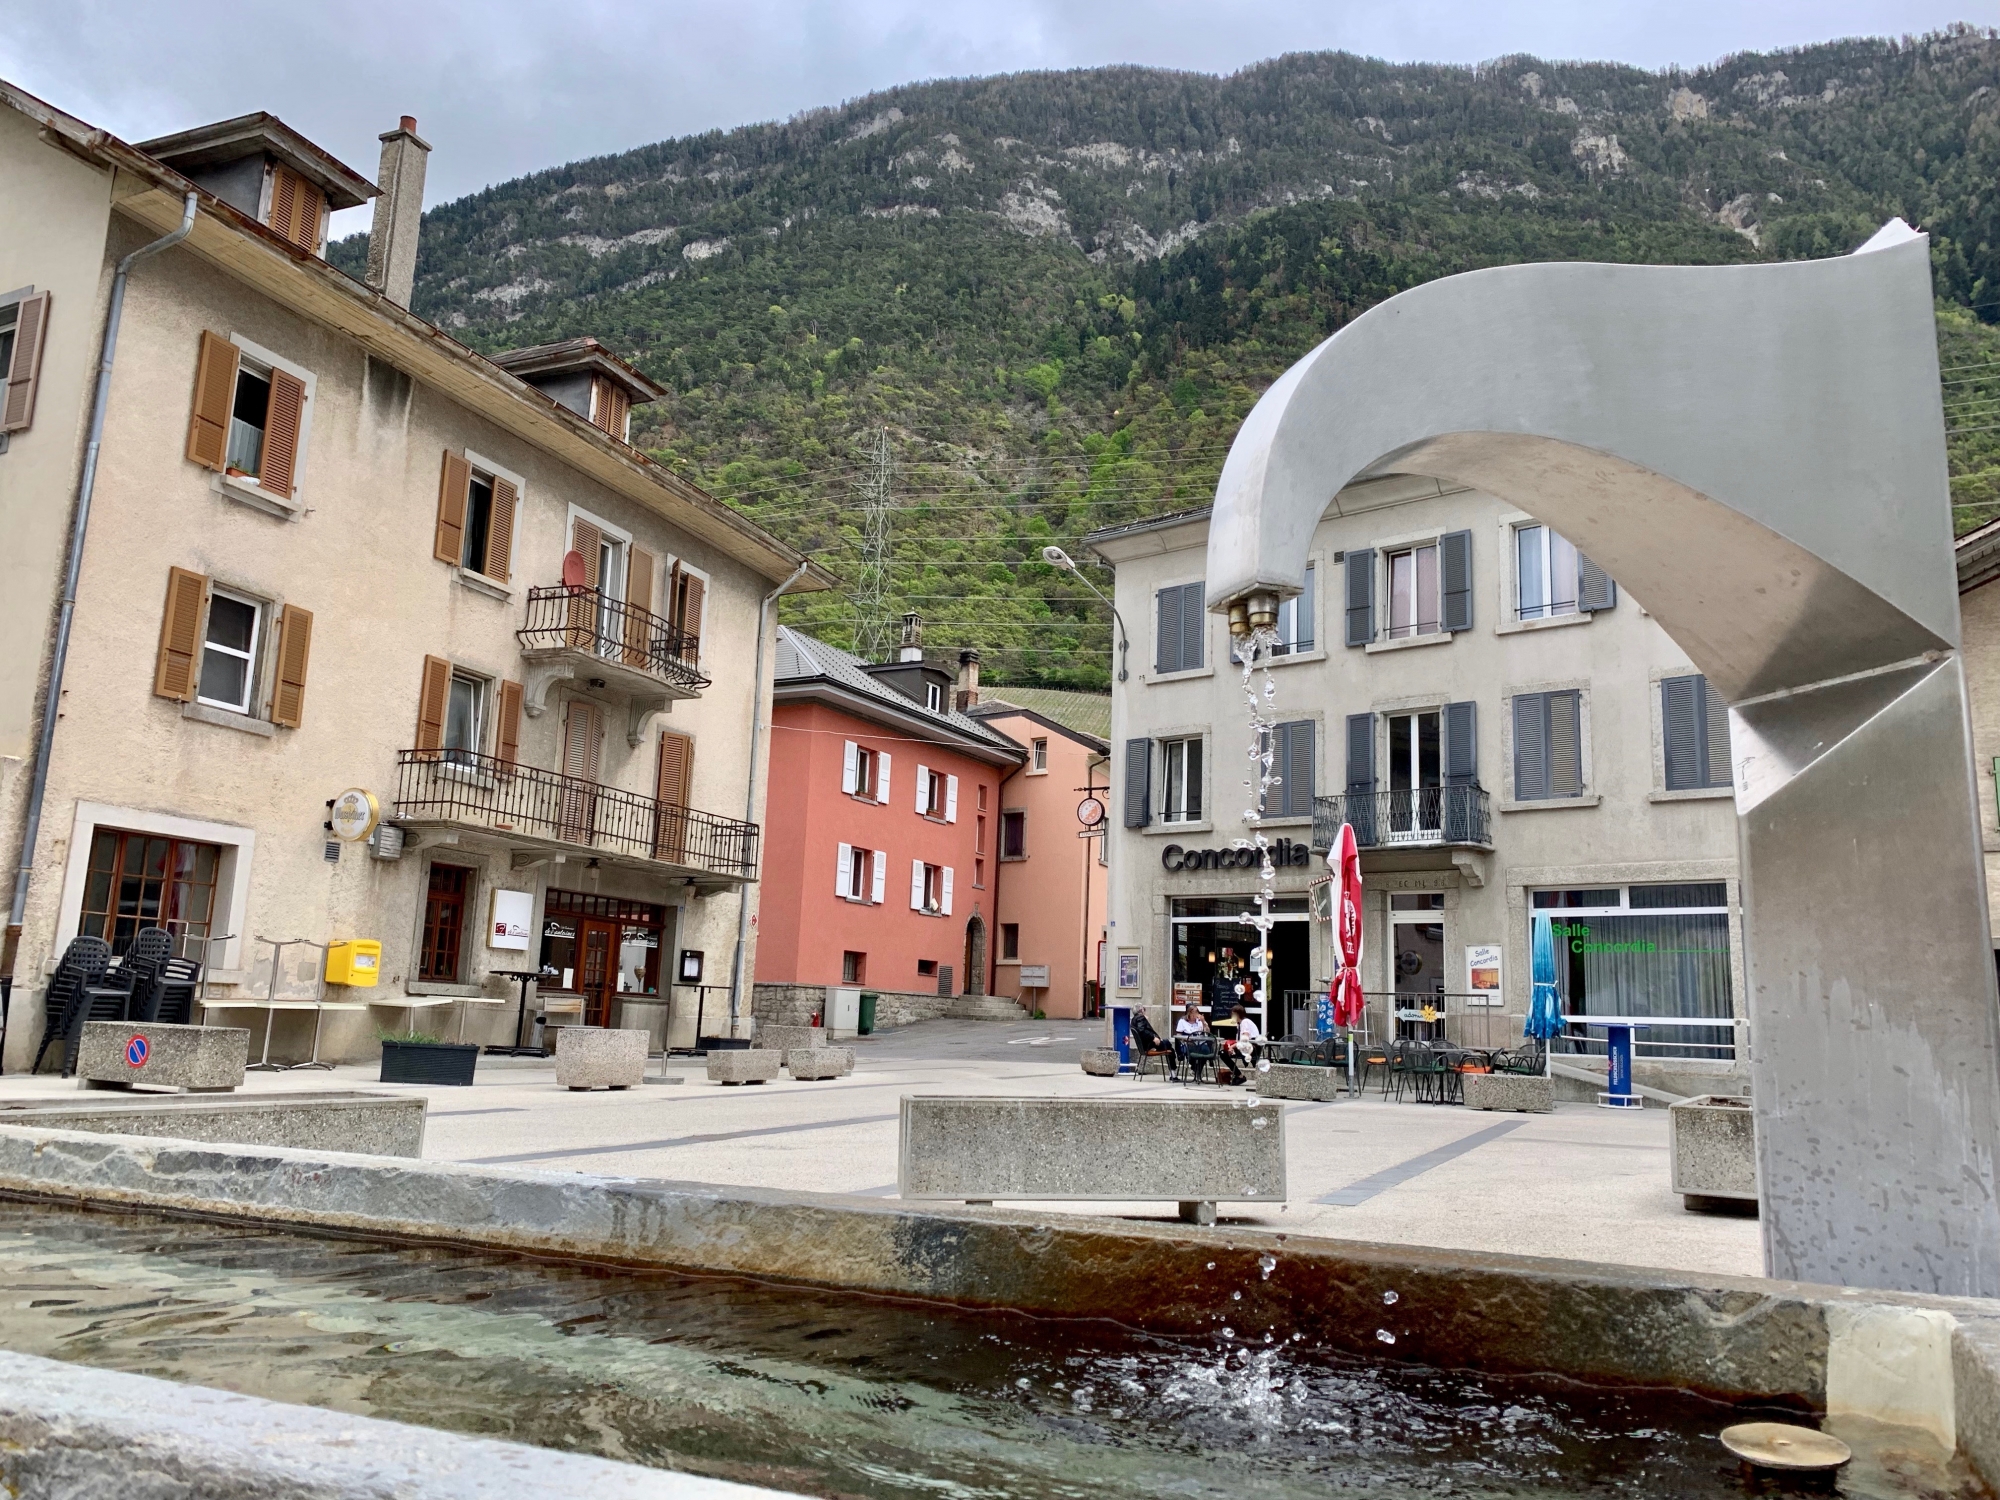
[1719,1422,1852,1471]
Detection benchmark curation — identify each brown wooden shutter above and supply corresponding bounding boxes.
[623,546,655,666]
[572,519,602,586]
[270,604,313,728]
[186,330,239,471]
[559,700,602,843]
[153,567,208,701]
[484,476,518,581]
[259,368,306,498]
[593,379,630,440]
[495,679,523,769]
[415,655,451,753]
[1,291,50,433]
[267,167,325,254]
[654,729,693,863]
[566,517,604,646]
[678,570,705,655]
[434,450,470,564]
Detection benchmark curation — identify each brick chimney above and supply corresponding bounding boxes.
[365,115,430,307]
[955,649,981,711]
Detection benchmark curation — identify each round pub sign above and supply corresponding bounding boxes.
[329,788,381,843]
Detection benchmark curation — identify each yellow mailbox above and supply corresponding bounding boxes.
[325,939,382,988]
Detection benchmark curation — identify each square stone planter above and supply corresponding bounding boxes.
[555,1027,649,1090]
[1080,1049,1122,1077]
[706,1049,781,1085]
[785,1047,854,1080]
[77,1022,248,1093]
[1670,1094,1758,1206]
[1255,1063,1342,1101]
[759,1024,826,1054]
[1463,1072,1555,1113]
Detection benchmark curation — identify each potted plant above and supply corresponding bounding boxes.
[378,1027,479,1086]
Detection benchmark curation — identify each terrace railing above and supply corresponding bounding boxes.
[517,585,710,697]
[1312,785,1492,851]
[395,748,758,880]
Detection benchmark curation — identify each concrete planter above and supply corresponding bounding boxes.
[1670,1093,1758,1206]
[1080,1049,1121,1077]
[1463,1072,1556,1114]
[759,1024,826,1054]
[1255,1063,1342,1101]
[706,1049,781,1085]
[379,1041,478,1087]
[554,1027,649,1090]
[785,1047,853,1080]
[77,1022,248,1093]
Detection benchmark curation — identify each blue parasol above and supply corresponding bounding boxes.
[1526,910,1563,1043]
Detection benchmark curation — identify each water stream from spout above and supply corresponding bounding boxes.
[1231,626,1284,1027]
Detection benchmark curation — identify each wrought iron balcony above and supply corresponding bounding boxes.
[517,585,709,702]
[394,748,758,883]
[1312,785,1493,851]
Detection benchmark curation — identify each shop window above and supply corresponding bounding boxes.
[419,863,473,982]
[842,951,865,984]
[78,829,220,958]
[1531,884,1733,1059]
[1001,809,1027,860]
[1000,923,1020,961]
[1160,736,1203,823]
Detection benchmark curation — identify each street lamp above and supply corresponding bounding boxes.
[1042,545,1129,683]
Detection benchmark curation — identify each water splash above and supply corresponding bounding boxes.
[1259,1255,1278,1280]
[1230,625,1285,1031]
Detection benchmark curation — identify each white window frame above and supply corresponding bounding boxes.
[1159,734,1204,824]
[1030,737,1049,774]
[926,681,945,713]
[443,670,489,768]
[194,586,264,716]
[1384,540,1442,640]
[223,334,317,506]
[1514,521,1580,623]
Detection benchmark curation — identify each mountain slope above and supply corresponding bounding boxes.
[332,26,2000,687]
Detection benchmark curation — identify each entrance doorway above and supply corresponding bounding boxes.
[962,915,987,995]
[1389,891,1446,1039]
[1169,896,1309,1035]
[539,891,671,1029]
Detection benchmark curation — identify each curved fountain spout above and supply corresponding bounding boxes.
[1205,228,2000,1297]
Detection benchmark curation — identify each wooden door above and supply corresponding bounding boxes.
[579,919,615,1029]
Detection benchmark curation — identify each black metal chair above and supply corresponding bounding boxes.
[1128,1015,1175,1081]
[31,936,111,1076]
[1177,1035,1220,1086]
[114,928,176,1024]
[154,957,203,1026]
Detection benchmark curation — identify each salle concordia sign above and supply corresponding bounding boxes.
[1161,838,1314,872]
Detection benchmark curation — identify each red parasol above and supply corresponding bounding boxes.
[1329,822,1366,1029]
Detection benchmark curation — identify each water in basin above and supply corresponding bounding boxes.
[0,1198,1982,1498]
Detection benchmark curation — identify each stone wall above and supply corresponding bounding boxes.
[751,982,953,1032]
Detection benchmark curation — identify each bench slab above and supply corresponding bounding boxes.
[1463,1072,1556,1113]
[1255,1063,1343,1101]
[707,1049,781,1085]
[785,1048,853,1080]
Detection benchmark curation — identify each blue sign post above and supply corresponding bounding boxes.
[1603,1022,1637,1109]
[1108,1004,1134,1074]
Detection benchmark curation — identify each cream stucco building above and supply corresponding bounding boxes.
[1086,476,1749,1095]
[0,83,828,1066]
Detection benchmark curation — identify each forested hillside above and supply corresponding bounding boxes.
[332,26,2000,687]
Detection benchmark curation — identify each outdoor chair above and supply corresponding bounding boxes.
[1177,1036,1219,1086]
[1396,1044,1452,1105]
[153,956,204,1026]
[95,927,173,1025]
[1127,1015,1176,1081]
[31,936,110,1076]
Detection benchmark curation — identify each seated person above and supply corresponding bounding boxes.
[1128,1007,1170,1059]
[1175,1003,1209,1038]
[1229,1003,1264,1064]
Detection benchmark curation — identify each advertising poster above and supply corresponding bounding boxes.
[1466,943,1503,1005]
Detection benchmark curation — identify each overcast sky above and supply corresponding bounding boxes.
[0,0,1980,238]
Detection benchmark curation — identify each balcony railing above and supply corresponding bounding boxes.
[517,585,710,697]
[395,749,758,880]
[1312,785,1492,851]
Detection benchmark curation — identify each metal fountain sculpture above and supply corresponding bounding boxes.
[1205,222,2000,1297]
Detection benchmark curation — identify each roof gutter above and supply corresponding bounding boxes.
[5,189,198,976]
[724,560,811,1034]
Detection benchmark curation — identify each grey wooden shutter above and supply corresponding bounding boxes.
[1513,693,1548,800]
[1123,737,1152,828]
[1281,720,1315,816]
[1345,712,1376,843]
[1180,583,1205,672]
[1549,690,1583,796]
[1662,675,1702,791]
[1578,554,1617,612]
[1443,701,1478,785]
[1344,549,1376,647]
[1702,677,1732,789]
[1440,530,1473,633]
[1155,587,1184,674]
[1296,564,1316,650]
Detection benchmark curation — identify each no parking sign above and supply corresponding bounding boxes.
[125,1035,149,1068]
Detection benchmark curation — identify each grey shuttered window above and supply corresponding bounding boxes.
[1440,530,1474,633]
[1662,674,1732,790]
[1344,711,1376,843]
[1344,549,1376,647]
[1512,690,1584,800]
[1123,737,1153,828]
[1155,582,1204,674]
[1578,554,1617,612]
[1267,720,1315,818]
[1443,701,1477,785]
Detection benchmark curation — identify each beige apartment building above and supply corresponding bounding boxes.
[1086,476,1748,1094]
[0,82,828,1066]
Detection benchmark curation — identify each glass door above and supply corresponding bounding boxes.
[1386,711,1442,840]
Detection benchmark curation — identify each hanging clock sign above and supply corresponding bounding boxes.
[328,788,381,842]
[1076,796,1106,828]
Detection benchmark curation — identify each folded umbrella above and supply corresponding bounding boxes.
[1526,909,1563,1047]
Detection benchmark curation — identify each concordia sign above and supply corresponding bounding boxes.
[1161,838,1314,872]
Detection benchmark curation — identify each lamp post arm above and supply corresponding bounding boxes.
[1068,571,1129,683]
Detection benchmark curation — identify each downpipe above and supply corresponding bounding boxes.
[2,192,198,994]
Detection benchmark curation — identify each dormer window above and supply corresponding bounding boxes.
[590,377,631,442]
[138,113,376,263]
[926,682,944,713]
[490,339,664,445]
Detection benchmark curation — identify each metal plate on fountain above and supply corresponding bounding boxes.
[1719,1422,1852,1471]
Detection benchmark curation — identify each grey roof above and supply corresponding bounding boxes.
[775,628,1022,758]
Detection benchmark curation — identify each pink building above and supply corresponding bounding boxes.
[970,690,1111,1020]
[754,628,1023,1012]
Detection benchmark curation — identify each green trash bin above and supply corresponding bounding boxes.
[857,993,879,1036]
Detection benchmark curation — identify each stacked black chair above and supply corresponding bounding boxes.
[115,928,176,1024]
[154,957,204,1026]
[30,936,110,1076]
